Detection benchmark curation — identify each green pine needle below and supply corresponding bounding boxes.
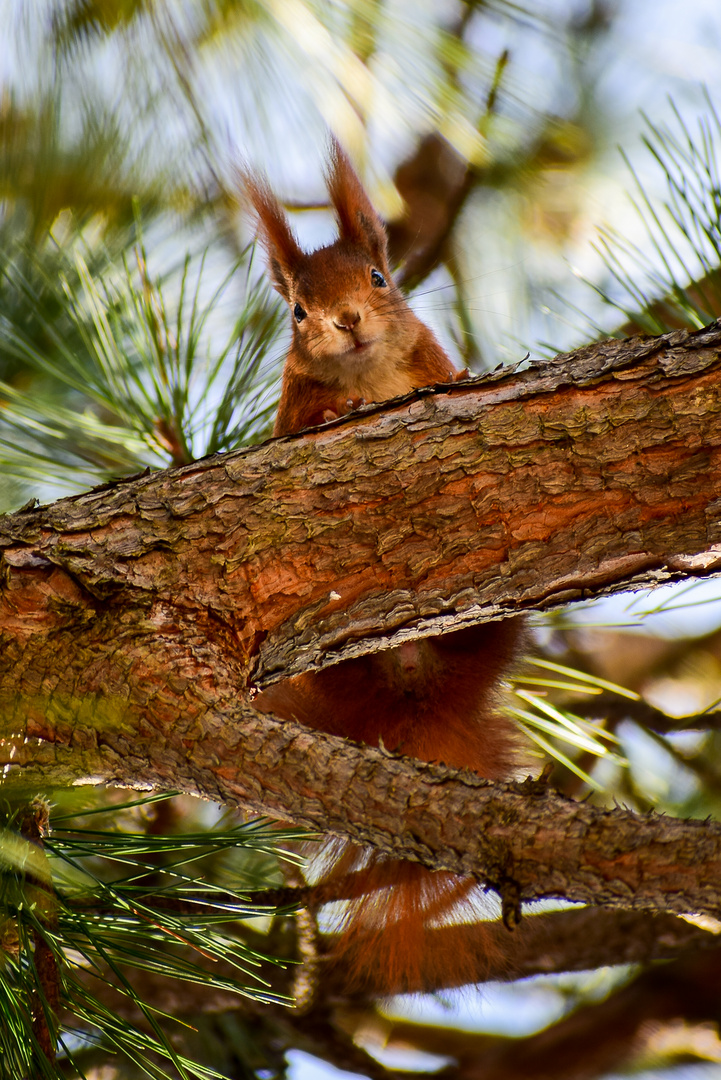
[0,793,301,1080]
[0,225,284,502]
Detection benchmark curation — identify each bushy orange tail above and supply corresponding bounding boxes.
[313,842,504,994]
[255,619,526,993]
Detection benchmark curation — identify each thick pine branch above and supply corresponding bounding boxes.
[3,322,721,681]
[4,705,721,919]
[2,323,721,921]
[62,909,717,1036]
[420,947,721,1080]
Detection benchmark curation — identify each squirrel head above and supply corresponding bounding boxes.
[243,140,417,385]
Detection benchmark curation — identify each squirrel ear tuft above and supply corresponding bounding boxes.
[326,138,389,270]
[241,170,304,303]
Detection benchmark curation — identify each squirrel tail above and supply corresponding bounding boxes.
[313,841,504,994]
[255,619,528,992]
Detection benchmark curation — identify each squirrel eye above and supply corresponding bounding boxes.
[370,269,387,288]
[293,302,307,323]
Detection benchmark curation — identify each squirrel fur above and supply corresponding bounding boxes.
[246,141,525,993]
[243,140,464,436]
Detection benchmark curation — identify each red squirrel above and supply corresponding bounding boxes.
[246,141,525,994]
[243,140,463,436]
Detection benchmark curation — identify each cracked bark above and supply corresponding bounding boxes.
[2,322,721,921]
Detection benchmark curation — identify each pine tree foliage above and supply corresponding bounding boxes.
[584,90,721,336]
[0,792,305,1079]
[0,227,284,491]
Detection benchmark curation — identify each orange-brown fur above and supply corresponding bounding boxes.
[243,140,461,435]
[246,142,525,993]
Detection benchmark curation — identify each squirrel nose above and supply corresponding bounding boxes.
[333,309,361,331]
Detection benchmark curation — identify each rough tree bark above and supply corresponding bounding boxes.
[2,322,721,923]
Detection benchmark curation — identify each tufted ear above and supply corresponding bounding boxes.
[242,171,304,303]
[325,138,389,270]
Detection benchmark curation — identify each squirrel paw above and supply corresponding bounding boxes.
[322,397,366,423]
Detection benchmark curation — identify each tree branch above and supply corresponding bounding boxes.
[430,946,721,1080]
[63,909,718,1032]
[3,324,721,923]
[572,691,721,733]
[4,703,721,921]
[3,322,721,686]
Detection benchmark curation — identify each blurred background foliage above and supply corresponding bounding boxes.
[3,0,721,1078]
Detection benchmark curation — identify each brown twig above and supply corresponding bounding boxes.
[20,798,60,1067]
